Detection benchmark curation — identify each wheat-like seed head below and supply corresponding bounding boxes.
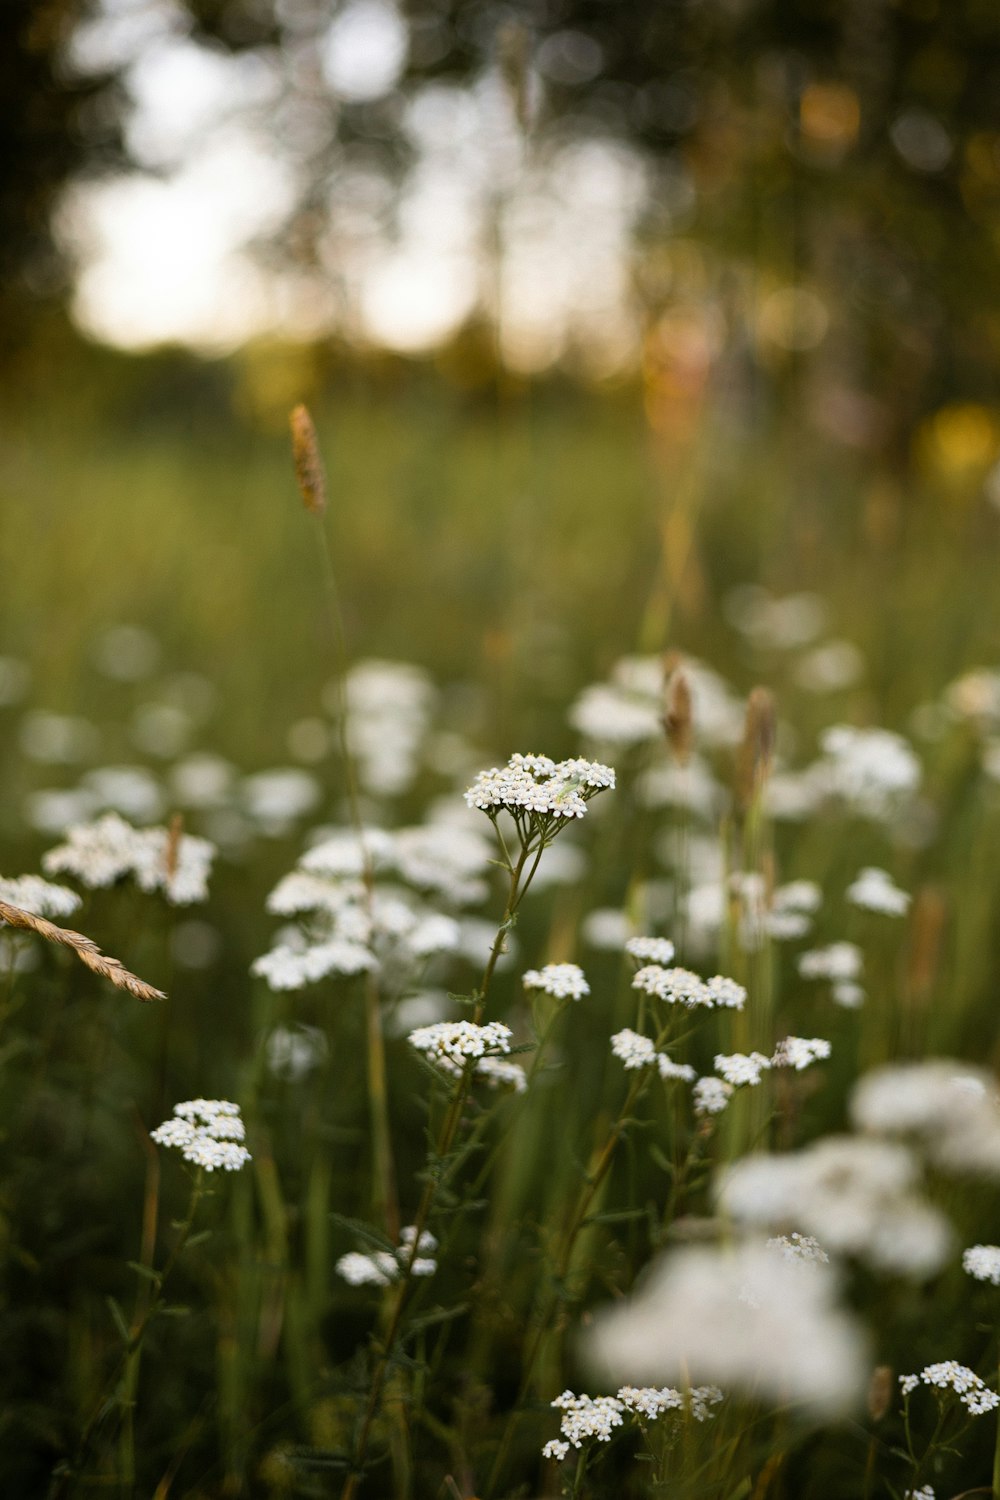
[0,898,166,1003]
[289,403,327,516]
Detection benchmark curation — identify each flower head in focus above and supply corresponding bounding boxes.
[151,1099,250,1172]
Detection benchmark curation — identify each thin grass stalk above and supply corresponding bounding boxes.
[339,842,534,1500]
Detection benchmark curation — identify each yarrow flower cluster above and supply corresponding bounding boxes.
[44,812,215,905]
[963,1244,1000,1284]
[632,965,746,1011]
[542,1384,723,1460]
[0,874,81,918]
[846,866,911,916]
[625,935,676,965]
[766,1233,829,1265]
[464,753,615,823]
[771,1036,832,1071]
[610,1029,695,1083]
[694,1077,734,1116]
[150,1099,250,1172]
[336,1226,438,1287]
[899,1362,1000,1416]
[522,963,590,1000]
[715,1052,771,1087]
[408,1020,512,1067]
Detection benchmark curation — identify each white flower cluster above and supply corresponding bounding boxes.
[632,965,746,1011]
[473,1057,528,1093]
[718,1136,952,1277]
[715,1052,771,1088]
[522,963,590,1000]
[905,1488,935,1500]
[464,753,615,822]
[819,724,921,819]
[44,812,215,904]
[846,866,910,916]
[409,1020,512,1067]
[336,1226,438,1287]
[610,1029,695,1082]
[766,1232,829,1264]
[851,1060,1000,1177]
[0,874,81,918]
[798,941,865,1008]
[549,1390,625,1447]
[150,1099,250,1172]
[694,1077,733,1116]
[335,658,437,799]
[899,1362,1000,1416]
[772,1036,832,1071]
[963,1244,1000,1284]
[617,1384,723,1422]
[625,935,676,965]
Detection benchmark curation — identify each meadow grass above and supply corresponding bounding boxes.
[3,351,1000,1496]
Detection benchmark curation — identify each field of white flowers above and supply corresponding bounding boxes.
[4,374,1000,1498]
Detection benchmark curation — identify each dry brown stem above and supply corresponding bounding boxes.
[0,899,165,1003]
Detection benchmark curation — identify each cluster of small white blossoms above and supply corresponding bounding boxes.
[694,1077,733,1116]
[150,1100,250,1172]
[610,1029,695,1082]
[766,1233,829,1264]
[772,1036,833,1071]
[522,963,590,1001]
[0,874,81,918]
[798,941,865,1009]
[963,1244,1000,1284]
[44,812,215,904]
[409,1020,511,1064]
[904,1487,935,1500]
[819,724,921,820]
[846,866,911,917]
[697,1039,832,1110]
[899,1362,1000,1416]
[464,753,615,822]
[632,965,746,1011]
[625,936,676,965]
[542,1384,723,1459]
[336,1226,438,1286]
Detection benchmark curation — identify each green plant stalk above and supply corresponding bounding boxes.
[340,840,535,1500]
[52,1169,206,1499]
[312,512,399,1239]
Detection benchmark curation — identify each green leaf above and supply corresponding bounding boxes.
[329,1214,395,1254]
[403,1303,470,1337]
[105,1296,129,1343]
[126,1261,161,1284]
[582,1207,649,1227]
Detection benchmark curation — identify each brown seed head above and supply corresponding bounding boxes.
[662,659,693,764]
[0,898,166,1003]
[289,403,327,516]
[736,686,776,811]
[867,1364,893,1423]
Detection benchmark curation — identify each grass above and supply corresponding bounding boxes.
[3,337,1000,1496]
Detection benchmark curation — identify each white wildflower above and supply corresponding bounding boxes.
[150,1099,250,1172]
[611,1029,657,1070]
[963,1245,1000,1284]
[904,1487,935,1500]
[0,875,81,919]
[582,908,631,950]
[550,1391,625,1447]
[625,935,676,965]
[771,1036,832,1071]
[240,768,321,833]
[336,1224,437,1287]
[409,1020,512,1068]
[464,753,614,822]
[766,1232,829,1264]
[569,683,662,746]
[715,1052,771,1088]
[43,812,215,905]
[694,1077,734,1116]
[475,1057,528,1093]
[251,938,377,990]
[851,1060,1000,1177]
[658,1054,696,1083]
[616,1384,723,1421]
[846,867,911,916]
[632,965,710,1008]
[901,1362,999,1416]
[586,1241,867,1416]
[819,724,921,818]
[522,963,590,1001]
[833,981,866,1009]
[799,942,863,981]
[541,1439,570,1462]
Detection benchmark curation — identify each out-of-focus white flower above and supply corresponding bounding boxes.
[715,1052,771,1087]
[252,936,377,989]
[241,768,321,834]
[727,587,827,651]
[795,640,864,693]
[611,1029,657,1070]
[169,753,235,810]
[266,1024,328,1081]
[43,812,215,904]
[694,1077,733,1116]
[0,874,80,919]
[20,711,99,765]
[717,1137,952,1278]
[569,683,662,746]
[766,1233,829,1264]
[586,1240,867,1416]
[474,1057,528,1093]
[325,659,437,799]
[82,765,165,821]
[899,1362,999,1416]
[851,1060,1000,1178]
[963,1245,1000,1284]
[625,935,676,965]
[771,1036,832,1071]
[151,1099,250,1172]
[799,942,863,982]
[582,907,632,950]
[846,867,910,916]
[818,725,921,819]
[832,981,866,1009]
[336,1225,437,1286]
[523,963,589,1000]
